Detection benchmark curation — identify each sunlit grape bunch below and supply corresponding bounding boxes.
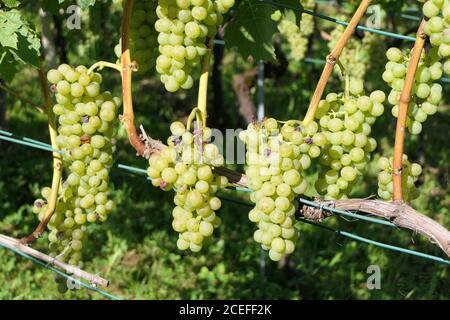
[43,64,119,266]
[314,79,385,200]
[239,117,323,261]
[115,0,159,74]
[383,47,441,135]
[154,0,235,92]
[422,0,450,74]
[377,154,422,201]
[147,121,227,252]
[272,0,315,62]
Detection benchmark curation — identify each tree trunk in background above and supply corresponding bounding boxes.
[211,30,225,129]
[39,8,57,68]
[53,14,68,64]
[0,80,5,128]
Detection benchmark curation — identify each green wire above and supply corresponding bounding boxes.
[258,0,417,42]
[1,131,449,272]
[0,242,122,300]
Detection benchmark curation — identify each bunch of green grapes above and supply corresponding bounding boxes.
[328,24,384,82]
[43,64,119,266]
[147,121,227,252]
[328,24,366,81]
[383,47,441,135]
[154,0,235,92]
[377,154,422,201]
[239,117,323,261]
[422,0,450,75]
[272,0,315,62]
[114,0,158,74]
[314,79,385,200]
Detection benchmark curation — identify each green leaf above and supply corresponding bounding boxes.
[225,0,278,62]
[1,0,21,8]
[0,8,40,80]
[225,0,303,62]
[0,50,18,82]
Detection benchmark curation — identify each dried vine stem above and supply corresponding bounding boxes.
[22,65,63,244]
[302,0,372,124]
[301,199,450,257]
[393,19,427,201]
[0,234,109,288]
[120,0,147,156]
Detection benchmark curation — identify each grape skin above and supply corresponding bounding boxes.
[38,65,119,267]
[376,155,421,201]
[147,121,227,252]
[155,0,234,92]
[314,79,385,200]
[240,118,321,261]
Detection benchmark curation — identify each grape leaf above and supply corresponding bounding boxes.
[1,0,21,8]
[0,8,41,80]
[225,0,303,62]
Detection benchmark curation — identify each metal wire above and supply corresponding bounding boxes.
[1,130,449,276]
[258,0,417,42]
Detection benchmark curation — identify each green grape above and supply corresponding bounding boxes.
[383,44,442,135]
[240,117,321,261]
[377,155,421,201]
[147,120,227,252]
[315,83,385,199]
[38,64,119,270]
[155,0,234,92]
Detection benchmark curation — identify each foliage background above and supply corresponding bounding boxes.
[0,0,448,299]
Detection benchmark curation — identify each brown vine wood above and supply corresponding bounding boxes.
[302,0,372,124]
[0,234,109,288]
[301,199,450,257]
[393,19,427,201]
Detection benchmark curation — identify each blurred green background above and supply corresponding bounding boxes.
[0,0,448,299]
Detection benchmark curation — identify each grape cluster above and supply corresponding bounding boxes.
[328,24,384,82]
[43,64,119,265]
[377,154,422,201]
[147,121,227,252]
[239,118,323,261]
[115,0,159,74]
[422,0,450,75]
[154,0,234,92]
[314,79,385,200]
[383,47,441,135]
[272,0,315,62]
[130,0,158,73]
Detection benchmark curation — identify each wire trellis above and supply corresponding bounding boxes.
[1,129,449,267]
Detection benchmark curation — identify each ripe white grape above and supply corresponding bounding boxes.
[39,64,119,267]
[147,120,227,252]
[315,82,385,200]
[155,0,234,92]
[377,155,421,201]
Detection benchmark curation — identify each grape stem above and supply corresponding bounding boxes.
[88,61,121,75]
[197,49,212,127]
[120,0,156,157]
[22,64,63,244]
[0,82,45,113]
[0,234,110,288]
[392,19,427,202]
[302,0,372,125]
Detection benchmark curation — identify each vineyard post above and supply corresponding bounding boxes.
[302,0,372,124]
[392,19,428,201]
